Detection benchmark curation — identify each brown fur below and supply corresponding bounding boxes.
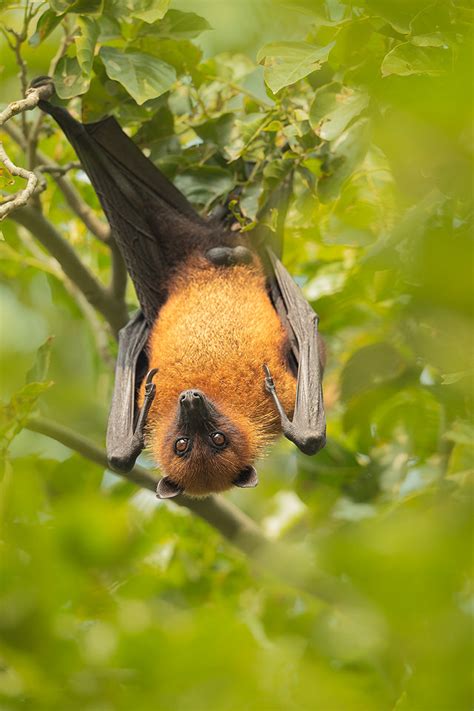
[139,253,296,495]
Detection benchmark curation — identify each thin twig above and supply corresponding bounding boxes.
[1,0,39,138]
[14,222,116,367]
[4,122,111,242]
[0,83,54,220]
[38,162,82,176]
[28,24,73,170]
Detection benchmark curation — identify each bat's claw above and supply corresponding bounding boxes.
[144,368,158,396]
[263,364,275,393]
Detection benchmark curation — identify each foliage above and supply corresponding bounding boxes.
[0,1,472,709]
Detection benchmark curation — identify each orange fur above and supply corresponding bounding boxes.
[140,253,296,495]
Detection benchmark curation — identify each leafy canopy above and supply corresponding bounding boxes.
[0,1,472,709]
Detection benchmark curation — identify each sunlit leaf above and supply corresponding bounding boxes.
[0,381,53,456]
[26,336,54,384]
[381,42,450,77]
[29,9,62,46]
[411,33,446,48]
[100,47,176,104]
[124,0,169,23]
[75,17,99,75]
[49,0,103,15]
[309,82,369,141]
[135,38,202,75]
[146,8,211,38]
[53,56,91,99]
[257,41,335,93]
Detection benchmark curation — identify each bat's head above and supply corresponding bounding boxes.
[154,389,258,498]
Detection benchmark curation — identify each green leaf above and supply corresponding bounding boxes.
[26,336,54,384]
[173,166,234,207]
[75,17,99,75]
[309,82,369,141]
[151,9,211,38]
[226,113,270,161]
[135,38,202,75]
[54,56,91,99]
[100,47,176,105]
[340,343,406,402]
[381,42,450,77]
[441,371,469,386]
[363,0,413,34]
[373,388,443,458]
[199,53,255,82]
[411,33,446,48]
[193,114,235,150]
[318,118,371,201]
[0,375,53,456]
[257,41,334,94]
[125,0,169,23]
[445,421,474,447]
[29,8,62,46]
[49,0,103,15]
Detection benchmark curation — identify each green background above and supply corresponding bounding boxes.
[1,1,472,709]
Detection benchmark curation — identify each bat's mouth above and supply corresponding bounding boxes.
[178,389,217,433]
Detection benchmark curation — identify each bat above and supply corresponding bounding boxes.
[33,77,326,498]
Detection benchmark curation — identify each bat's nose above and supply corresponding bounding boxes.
[179,389,203,404]
[178,390,213,428]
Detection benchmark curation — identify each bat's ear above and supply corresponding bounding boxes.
[156,477,184,499]
[233,466,259,489]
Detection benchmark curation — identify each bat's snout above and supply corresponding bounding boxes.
[179,389,204,407]
[178,389,217,432]
[179,389,209,419]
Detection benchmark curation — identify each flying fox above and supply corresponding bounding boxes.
[34,77,326,498]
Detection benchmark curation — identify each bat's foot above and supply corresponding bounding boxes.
[206,245,252,267]
[30,75,54,90]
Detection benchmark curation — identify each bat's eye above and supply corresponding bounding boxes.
[210,432,227,448]
[175,437,190,455]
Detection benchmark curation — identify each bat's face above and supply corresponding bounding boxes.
[154,389,258,498]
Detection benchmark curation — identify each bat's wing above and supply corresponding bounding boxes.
[105,310,157,472]
[263,249,326,455]
[38,97,216,325]
[255,177,326,456]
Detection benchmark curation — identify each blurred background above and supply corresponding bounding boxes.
[1,0,472,709]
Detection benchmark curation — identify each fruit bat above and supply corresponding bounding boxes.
[34,77,326,498]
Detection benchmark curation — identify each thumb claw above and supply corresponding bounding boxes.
[263,363,275,392]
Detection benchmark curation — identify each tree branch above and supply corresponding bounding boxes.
[5,117,128,330]
[25,415,355,605]
[10,206,129,334]
[0,83,54,219]
[109,241,128,301]
[4,122,111,243]
[26,416,268,555]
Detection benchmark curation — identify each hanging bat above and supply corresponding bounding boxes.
[33,77,326,498]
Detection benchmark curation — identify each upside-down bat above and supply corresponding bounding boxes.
[34,77,326,498]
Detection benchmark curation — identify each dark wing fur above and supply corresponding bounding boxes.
[254,174,326,454]
[38,100,220,325]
